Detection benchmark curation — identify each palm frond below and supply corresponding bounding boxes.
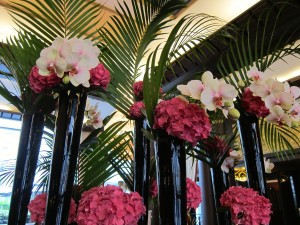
[96,0,187,116]
[78,121,133,191]
[5,0,103,44]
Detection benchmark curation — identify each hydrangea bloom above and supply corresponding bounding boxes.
[133,81,144,99]
[154,97,211,145]
[150,179,158,198]
[220,186,272,225]
[150,178,201,209]
[76,185,146,225]
[29,66,61,93]
[28,193,76,225]
[186,178,202,209]
[242,88,269,118]
[130,101,145,118]
[89,63,111,89]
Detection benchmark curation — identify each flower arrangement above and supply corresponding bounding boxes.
[84,102,103,129]
[29,37,110,92]
[153,97,211,145]
[27,193,76,225]
[150,178,202,209]
[220,186,272,225]
[241,66,300,127]
[76,185,146,225]
[177,71,239,119]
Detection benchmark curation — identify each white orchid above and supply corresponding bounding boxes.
[250,77,284,99]
[266,105,292,127]
[221,157,235,173]
[264,157,274,174]
[177,80,204,99]
[66,54,90,87]
[265,92,294,111]
[200,79,238,112]
[84,103,103,129]
[247,66,268,85]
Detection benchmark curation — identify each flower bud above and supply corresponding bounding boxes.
[291,121,299,128]
[224,102,232,107]
[238,80,245,87]
[228,108,240,121]
[63,76,70,84]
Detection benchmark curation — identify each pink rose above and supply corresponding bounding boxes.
[76,185,146,225]
[220,186,272,225]
[29,66,61,93]
[154,97,211,145]
[89,63,111,89]
[242,87,270,118]
[130,101,145,118]
[27,193,76,225]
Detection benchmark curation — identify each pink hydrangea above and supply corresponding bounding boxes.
[29,66,61,93]
[133,81,144,99]
[150,179,158,198]
[154,97,211,145]
[89,63,111,89]
[130,101,145,118]
[76,185,146,225]
[150,178,201,209]
[242,88,270,118]
[27,193,76,225]
[186,178,202,209]
[220,186,272,225]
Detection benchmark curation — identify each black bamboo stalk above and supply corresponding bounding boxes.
[44,89,86,225]
[134,119,150,225]
[237,111,267,196]
[8,113,33,225]
[155,131,187,225]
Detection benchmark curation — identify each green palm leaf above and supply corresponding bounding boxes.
[4,0,102,44]
[217,2,300,156]
[95,0,186,116]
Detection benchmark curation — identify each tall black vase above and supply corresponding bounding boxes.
[210,167,231,225]
[8,112,45,225]
[44,89,87,225]
[154,131,187,225]
[134,119,150,225]
[237,111,267,196]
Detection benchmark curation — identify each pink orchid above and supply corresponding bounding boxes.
[265,105,292,126]
[177,80,205,100]
[250,78,284,99]
[289,102,300,119]
[265,92,294,111]
[247,66,268,84]
[66,54,91,87]
[200,79,237,112]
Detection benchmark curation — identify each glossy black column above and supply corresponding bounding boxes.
[134,119,150,225]
[155,131,187,225]
[44,90,87,225]
[237,112,267,196]
[198,160,217,225]
[210,167,230,225]
[8,113,45,225]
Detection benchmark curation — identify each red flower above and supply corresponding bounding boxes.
[220,186,272,225]
[29,66,61,93]
[154,97,211,145]
[89,63,111,89]
[242,88,270,118]
[133,81,143,99]
[28,193,76,225]
[130,101,145,118]
[76,185,146,225]
[150,180,158,198]
[150,178,201,209]
[186,178,202,209]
